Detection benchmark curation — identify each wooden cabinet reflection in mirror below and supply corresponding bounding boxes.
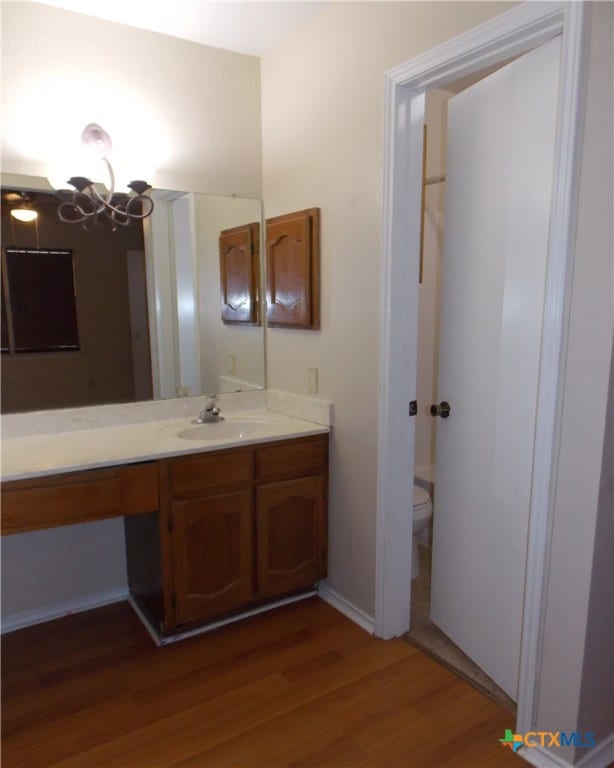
[219,222,261,325]
[266,208,320,330]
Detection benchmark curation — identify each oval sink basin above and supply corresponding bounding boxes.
[177,419,272,441]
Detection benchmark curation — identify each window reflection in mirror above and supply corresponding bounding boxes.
[1,178,265,414]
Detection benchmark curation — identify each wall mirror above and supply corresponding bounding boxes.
[1,174,266,414]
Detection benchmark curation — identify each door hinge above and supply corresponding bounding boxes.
[409,400,418,417]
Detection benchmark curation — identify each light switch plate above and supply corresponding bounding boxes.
[307,368,319,394]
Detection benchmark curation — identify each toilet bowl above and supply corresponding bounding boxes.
[412,484,433,580]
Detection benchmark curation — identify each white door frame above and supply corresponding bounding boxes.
[375,0,589,735]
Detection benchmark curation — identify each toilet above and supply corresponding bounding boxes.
[412,484,433,579]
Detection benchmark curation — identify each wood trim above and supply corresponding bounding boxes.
[157,461,177,632]
[121,463,159,515]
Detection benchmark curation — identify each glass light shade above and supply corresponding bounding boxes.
[11,208,38,223]
[81,123,112,159]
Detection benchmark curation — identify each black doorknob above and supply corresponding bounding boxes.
[430,401,451,418]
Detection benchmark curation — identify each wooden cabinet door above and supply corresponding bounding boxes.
[171,491,253,625]
[256,475,325,598]
[219,223,260,324]
[266,208,320,329]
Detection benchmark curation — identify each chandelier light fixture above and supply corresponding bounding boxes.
[56,123,154,230]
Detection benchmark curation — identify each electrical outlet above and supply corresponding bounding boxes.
[227,354,236,376]
[307,368,319,394]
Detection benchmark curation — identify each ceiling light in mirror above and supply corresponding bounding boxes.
[10,207,38,223]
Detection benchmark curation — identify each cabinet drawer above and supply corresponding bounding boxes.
[168,449,252,498]
[256,435,328,483]
[1,463,158,534]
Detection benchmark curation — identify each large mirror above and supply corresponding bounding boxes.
[0,174,266,413]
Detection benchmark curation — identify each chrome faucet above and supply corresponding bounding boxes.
[192,394,223,424]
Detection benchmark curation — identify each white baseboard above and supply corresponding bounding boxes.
[317,583,375,634]
[136,590,319,646]
[1,588,130,634]
[576,733,614,768]
[128,596,163,646]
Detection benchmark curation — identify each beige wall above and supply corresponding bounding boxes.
[261,1,512,615]
[1,2,262,199]
[536,3,614,760]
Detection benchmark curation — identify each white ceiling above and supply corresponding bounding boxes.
[37,0,331,57]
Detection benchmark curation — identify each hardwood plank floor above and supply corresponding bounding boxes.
[2,598,524,768]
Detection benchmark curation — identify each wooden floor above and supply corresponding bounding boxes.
[2,598,524,768]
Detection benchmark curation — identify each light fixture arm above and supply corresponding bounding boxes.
[56,124,154,230]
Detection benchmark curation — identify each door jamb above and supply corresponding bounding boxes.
[375,1,589,734]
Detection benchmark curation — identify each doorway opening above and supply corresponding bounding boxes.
[375,1,588,738]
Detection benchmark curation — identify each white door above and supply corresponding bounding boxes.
[429,37,561,700]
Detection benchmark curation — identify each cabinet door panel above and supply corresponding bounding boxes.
[257,475,325,598]
[266,208,320,329]
[172,491,252,625]
[219,222,260,325]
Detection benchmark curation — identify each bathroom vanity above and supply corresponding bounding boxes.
[1,405,329,641]
[129,434,328,634]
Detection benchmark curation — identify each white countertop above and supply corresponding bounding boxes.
[1,409,329,482]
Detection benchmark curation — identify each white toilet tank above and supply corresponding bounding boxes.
[412,484,432,579]
[413,485,432,525]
